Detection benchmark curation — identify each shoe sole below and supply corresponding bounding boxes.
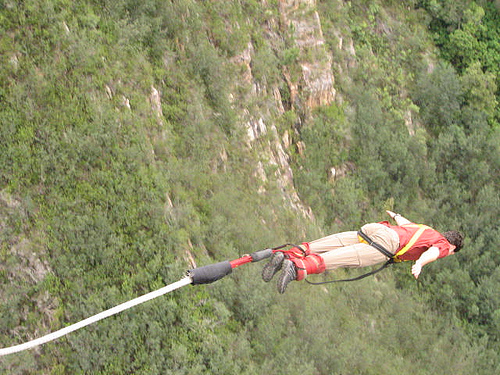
[262,252,285,282]
[277,259,296,294]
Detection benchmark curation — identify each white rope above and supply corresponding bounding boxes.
[0,276,193,356]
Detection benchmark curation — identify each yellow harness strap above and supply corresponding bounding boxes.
[393,224,429,262]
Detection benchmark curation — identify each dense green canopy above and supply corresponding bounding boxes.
[1,1,499,373]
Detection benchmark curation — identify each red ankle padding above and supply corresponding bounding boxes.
[291,254,326,281]
[281,243,311,259]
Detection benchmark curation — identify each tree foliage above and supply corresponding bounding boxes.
[1,0,499,374]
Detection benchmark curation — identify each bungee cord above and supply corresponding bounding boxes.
[1,244,391,356]
[0,277,192,356]
[0,248,274,356]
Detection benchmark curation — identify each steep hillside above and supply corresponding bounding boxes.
[1,0,499,373]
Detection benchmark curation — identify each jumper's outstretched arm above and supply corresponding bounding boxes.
[386,210,412,226]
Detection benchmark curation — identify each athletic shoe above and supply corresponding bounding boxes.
[262,251,285,282]
[277,259,297,294]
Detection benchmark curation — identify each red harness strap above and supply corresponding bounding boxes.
[291,254,326,280]
[278,243,326,281]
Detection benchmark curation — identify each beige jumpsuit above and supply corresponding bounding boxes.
[307,223,400,270]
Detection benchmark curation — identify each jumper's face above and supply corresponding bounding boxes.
[448,245,457,255]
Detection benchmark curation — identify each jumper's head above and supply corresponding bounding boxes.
[443,231,464,253]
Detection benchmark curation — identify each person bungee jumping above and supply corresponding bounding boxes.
[262,211,464,294]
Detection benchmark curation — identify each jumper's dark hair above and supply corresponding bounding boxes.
[443,231,464,252]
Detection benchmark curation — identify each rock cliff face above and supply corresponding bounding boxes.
[232,0,338,221]
[0,190,57,348]
[279,0,336,112]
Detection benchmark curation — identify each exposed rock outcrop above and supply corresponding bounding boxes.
[279,0,336,113]
[231,0,339,221]
[244,116,314,220]
[0,190,58,351]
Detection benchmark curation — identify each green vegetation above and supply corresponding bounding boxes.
[0,0,499,373]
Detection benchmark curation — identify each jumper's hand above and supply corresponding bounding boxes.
[412,262,422,279]
[386,210,396,218]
